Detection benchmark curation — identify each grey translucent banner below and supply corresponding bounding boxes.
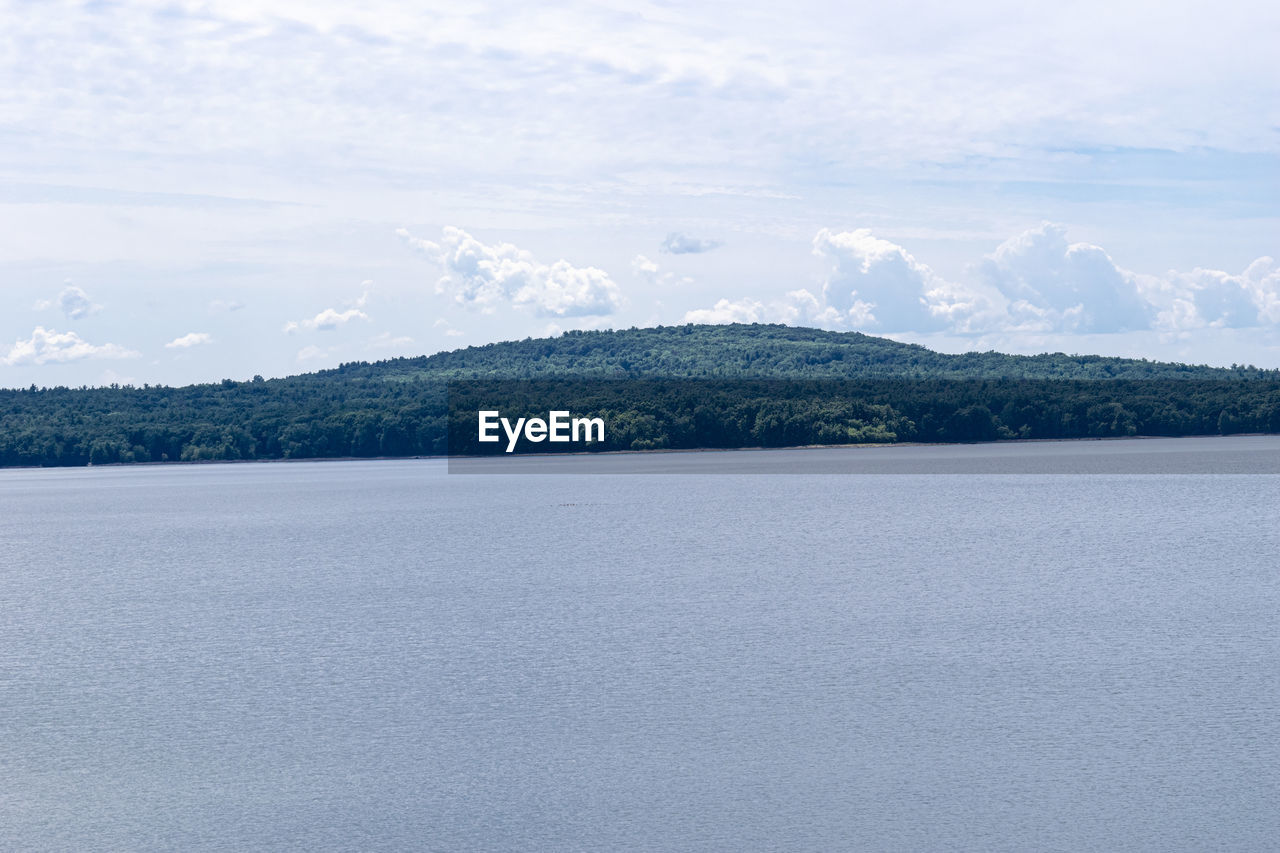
[448,434,1280,474]
[445,376,1280,473]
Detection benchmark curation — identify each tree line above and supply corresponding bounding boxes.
[3,324,1277,466]
[446,378,1280,455]
[3,373,1278,467]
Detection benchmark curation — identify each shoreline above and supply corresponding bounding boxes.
[5,432,1279,471]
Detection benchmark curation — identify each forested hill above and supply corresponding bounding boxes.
[324,324,1272,382]
[2,324,1278,467]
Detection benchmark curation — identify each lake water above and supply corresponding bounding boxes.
[3,436,1279,851]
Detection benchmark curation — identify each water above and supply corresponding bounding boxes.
[3,436,1279,851]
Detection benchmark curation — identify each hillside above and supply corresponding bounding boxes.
[326,324,1273,382]
[2,324,1278,466]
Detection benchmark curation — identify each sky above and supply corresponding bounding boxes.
[1,0,1278,387]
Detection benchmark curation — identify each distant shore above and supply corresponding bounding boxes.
[5,431,1274,472]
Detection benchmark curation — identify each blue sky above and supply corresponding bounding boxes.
[2,0,1278,386]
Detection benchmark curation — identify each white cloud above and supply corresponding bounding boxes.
[1243,258,1280,325]
[661,232,722,254]
[681,289,853,328]
[34,285,102,320]
[978,230,1276,336]
[433,318,465,337]
[630,254,691,290]
[1147,257,1280,331]
[369,331,415,348]
[4,1,1275,189]
[773,289,858,329]
[165,332,214,349]
[308,307,369,330]
[296,345,328,362]
[682,298,765,324]
[632,254,660,284]
[2,4,1276,380]
[354,280,374,309]
[685,224,1280,338]
[208,299,245,313]
[976,223,1151,333]
[2,327,138,366]
[812,228,993,332]
[283,282,374,333]
[399,226,624,317]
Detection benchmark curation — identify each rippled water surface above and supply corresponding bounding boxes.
[3,436,1279,851]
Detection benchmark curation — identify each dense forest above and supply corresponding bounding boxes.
[447,378,1280,454]
[348,323,1276,382]
[2,324,1278,466]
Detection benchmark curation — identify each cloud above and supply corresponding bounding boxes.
[400,226,624,317]
[812,228,993,332]
[5,4,1275,380]
[2,327,138,366]
[772,289,857,328]
[353,280,374,309]
[283,282,374,333]
[309,307,369,330]
[632,254,660,283]
[1238,257,1280,324]
[165,332,213,349]
[433,318,465,337]
[685,224,1278,338]
[4,1,1275,197]
[976,223,1151,333]
[682,298,766,324]
[283,308,368,333]
[631,254,692,291]
[1148,257,1280,331]
[369,331,415,348]
[661,232,722,254]
[208,299,245,313]
[296,345,328,362]
[681,289,852,328]
[34,285,102,320]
